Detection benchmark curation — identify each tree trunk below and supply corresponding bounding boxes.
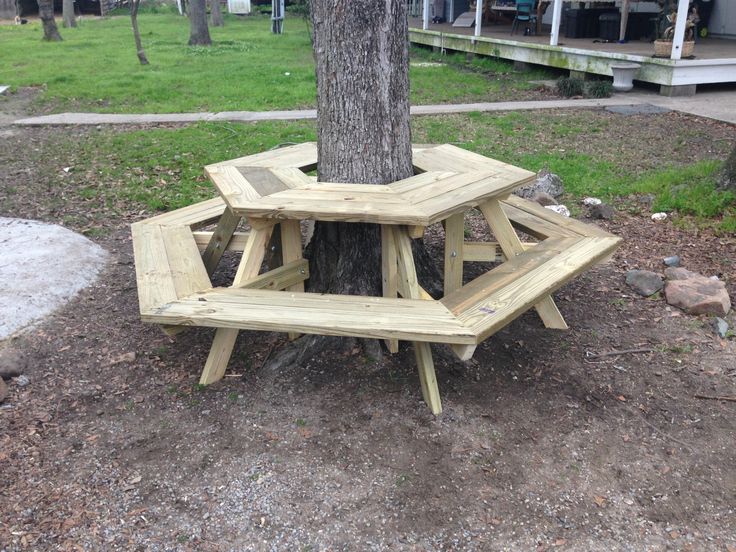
[188,0,212,45]
[62,0,76,27]
[210,0,224,27]
[130,0,150,65]
[37,0,62,41]
[307,0,414,297]
[718,142,736,192]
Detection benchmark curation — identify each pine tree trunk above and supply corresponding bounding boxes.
[188,0,212,45]
[719,142,736,192]
[210,0,224,27]
[307,0,414,297]
[62,0,76,27]
[37,0,63,41]
[130,0,149,65]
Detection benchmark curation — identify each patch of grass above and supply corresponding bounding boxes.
[295,418,307,427]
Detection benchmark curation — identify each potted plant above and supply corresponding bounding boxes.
[654,9,696,57]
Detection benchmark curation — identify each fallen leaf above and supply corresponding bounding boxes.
[594,495,607,507]
[623,434,630,442]
[661,466,671,475]
[617,395,627,402]
[554,539,567,546]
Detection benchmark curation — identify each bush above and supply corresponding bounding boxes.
[556,77,584,97]
[584,80,613,99]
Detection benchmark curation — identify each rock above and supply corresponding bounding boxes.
[0,378,7,403]
[0,349,27,380]
[583,197,602,206]
[663,255,681,267]
[664,267,699,281]
[651,212,668,221]
[589,203,615,220]
[14,374,30,387]
[544,204,570,217]
[532,192,557,206]
[626,269,664,297]
[713,317,729,338]
[514,169,564,199]
[664,276,731,316]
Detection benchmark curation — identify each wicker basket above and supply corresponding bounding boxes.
[654,39,694,57]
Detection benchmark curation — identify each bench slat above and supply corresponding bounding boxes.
[134,197,227,229]
[449,236,621,342]
[503,195,614,238]
[144,289,477,345]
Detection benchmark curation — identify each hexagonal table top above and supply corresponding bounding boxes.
[204,143,536,226]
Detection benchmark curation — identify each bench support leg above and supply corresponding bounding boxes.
[394,226,443,415]
[201,207,242,277]
[281,220,304,341]
[479,199,568,330]
[381,226,399,353]
[444,212,465,296]
[199,221,276,385]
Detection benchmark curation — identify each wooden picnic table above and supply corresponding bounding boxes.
[132,143,620,414]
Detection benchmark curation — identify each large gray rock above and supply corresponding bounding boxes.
[626,269,664,297]
[0,348,27,380]
[664,270,731,316]
[514,169,564,200]
[590,203,615,220]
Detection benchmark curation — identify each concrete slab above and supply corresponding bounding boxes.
[0,218,108,340]
[606,104,672,116]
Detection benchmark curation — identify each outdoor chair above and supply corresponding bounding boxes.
[511,0,537,35]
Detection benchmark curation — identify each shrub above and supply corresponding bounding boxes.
[584,80,613,99]
[556,76,584,97]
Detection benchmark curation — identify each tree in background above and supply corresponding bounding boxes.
[719,143,736,192]
[37,0,62,41]
[210,0,224,27]
[130,0,150,65]
[188,0,212,45]
[62,0,76,28]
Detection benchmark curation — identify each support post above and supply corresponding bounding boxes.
[474,0,483,37]
[381,226,399,353]
[443,212,465,296]
[549,0,563,46]
[423,0,430,29]
[280,219,303,340]
[670,0,690,60]
[619,0,630,41]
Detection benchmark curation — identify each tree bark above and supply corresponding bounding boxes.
[210,0,224,27]
[307,0,415,297]
[718,142,736,192]
[130,0,150,65]
[188,0,212,45]
[62,0,76,27]
[37,0,62,41]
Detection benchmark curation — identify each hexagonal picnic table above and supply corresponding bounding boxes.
[132,143,621,414]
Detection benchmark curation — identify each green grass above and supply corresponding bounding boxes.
[0,13,553,113]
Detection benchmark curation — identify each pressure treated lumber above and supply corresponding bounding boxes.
[381,226,399,353]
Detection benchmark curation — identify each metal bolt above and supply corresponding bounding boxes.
[451,251,457,258]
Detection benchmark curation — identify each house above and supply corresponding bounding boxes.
[410,0,736,95]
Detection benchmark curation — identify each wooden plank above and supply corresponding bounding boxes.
[145,289,476,344]
[237,166,295,196]
[501,202,578,239]
[235,259,309,291]
[393,170,500,203]
[387,171,459,195]
[199,223,276,385]
[455,237,622,342]
[462,241,535,262]
[132,224,178,313]
[280,219,304,340]
[135,197,226,229]
[200,207,242,277]
[479,199,568,330]
[381,226,399,353]
[407,225,426,239]
[206,142,318,170]
[193,231,250,252]
[443,212,465,296]
[394,227,422,300]
[206,165,262,209]
[413,144,536,177]
[161,226,212,299]
[503,195,615,238]
[450,344,477,361]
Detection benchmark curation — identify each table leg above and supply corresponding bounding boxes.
[394,226,443,415]
[199,220,276,385]
[381,226,399,354]
[478,199,568,329]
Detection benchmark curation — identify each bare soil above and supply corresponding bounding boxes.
[1,91,735,551]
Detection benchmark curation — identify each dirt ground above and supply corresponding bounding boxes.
[1,91,735,551]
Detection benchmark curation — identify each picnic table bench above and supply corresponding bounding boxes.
[132,143,621,414]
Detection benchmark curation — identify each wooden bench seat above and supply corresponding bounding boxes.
[142,289,477,345]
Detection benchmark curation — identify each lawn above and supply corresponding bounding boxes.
[0,10,555,113]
